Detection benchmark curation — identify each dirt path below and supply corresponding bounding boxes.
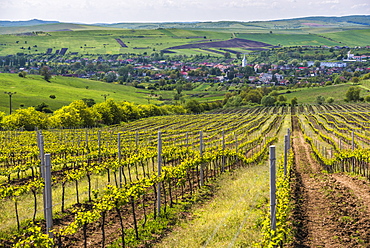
[291,116,370,247]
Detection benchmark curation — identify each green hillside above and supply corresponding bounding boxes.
[1,27,370,56]
[235,33,342,47]
[279,81,370,104]
[0,73,156,113]
[0,73,226,114]
[0,16,369,56]
[0,29,232,56]
[0,23,122,35]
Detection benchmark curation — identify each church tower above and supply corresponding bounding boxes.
[242,54,247,67]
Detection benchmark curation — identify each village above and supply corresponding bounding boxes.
[1,46,370,91]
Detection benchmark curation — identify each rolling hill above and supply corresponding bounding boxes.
[1,15,369,35]
[0,73,157,114]
[0,15,369,56]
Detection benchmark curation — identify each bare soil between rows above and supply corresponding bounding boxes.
[291,116,370,247]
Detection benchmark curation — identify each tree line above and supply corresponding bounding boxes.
[0,99,222,131]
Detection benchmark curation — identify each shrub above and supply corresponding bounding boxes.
[326,97,335,104]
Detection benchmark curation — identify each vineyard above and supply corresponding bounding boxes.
[0,103,370,247]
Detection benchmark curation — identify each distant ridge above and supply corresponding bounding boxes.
[0,19,59,27]
[1,15,370,28]
[270,15,370,26]
[0,15,369,34]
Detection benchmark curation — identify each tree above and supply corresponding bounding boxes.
[316,95,325,105]
[49,100,101,128]
[82,98,96,107]
[242,89,263,104]
[314,60,321,67]
[2,107,47,130]
[105,72,117,83]
[261,95,276,106]
[351,77,360,84]
[18,71,27,78]
[277,95,287,102]
[93,99,124,125]
[291,97,298,105]
[224,96,243,108]
[40,66,51,82]
[289,59,299,66]
[345,86,361,102]
[35,102,53,113]
[175,83,183,94]
[326,97,335,104]
[185,100,204,113]
[224,52,231,59]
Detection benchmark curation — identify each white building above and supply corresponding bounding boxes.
[242,54,247,67]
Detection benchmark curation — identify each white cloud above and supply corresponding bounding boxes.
[351,3,369,9]
[322,0,339,4]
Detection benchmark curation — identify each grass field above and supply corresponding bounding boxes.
[280,81,370,104]
[0,73,155,113]
[0,73,226,113]
[236,33,342,47]
[1,27,369,56]
[0,29,232,56]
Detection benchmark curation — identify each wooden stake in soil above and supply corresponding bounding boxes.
[222,130,225,172]
[118,133,122,187]
[200,131,204,187]
[270,145,276,231]
[44,153,53,239]
[352,130,355,150]
[157,131,162,216]
[284,134,288,176]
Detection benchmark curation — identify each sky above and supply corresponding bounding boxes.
[1,0,369,24]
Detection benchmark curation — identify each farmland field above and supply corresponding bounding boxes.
[1,103,370,247]
[1,27,370,56]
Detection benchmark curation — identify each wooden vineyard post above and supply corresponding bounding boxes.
[287,128,291,150]
[135,131,139,152]
[157,131,162,216]
[270,145,276,231]
[222,130,225,172]
[44,154,53,239]
[284,134,288,177]
[352,130,355,150]
[118,133,122,187]
[200,131,204,187]
[37,131,47,228]
[98,130,101,158]
[85,129,89,149]
[37,131,45,177]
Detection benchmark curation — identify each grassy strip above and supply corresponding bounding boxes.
[154,163,270,248]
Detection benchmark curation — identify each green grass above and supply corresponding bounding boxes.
[0,73,155,113]
[236,33,342,47]
[0,73,226,114]
[156,163,270,248]
[1,27,369,56]
[280,83,369,104]
[323,29,370,47]
[0,29,231,56]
